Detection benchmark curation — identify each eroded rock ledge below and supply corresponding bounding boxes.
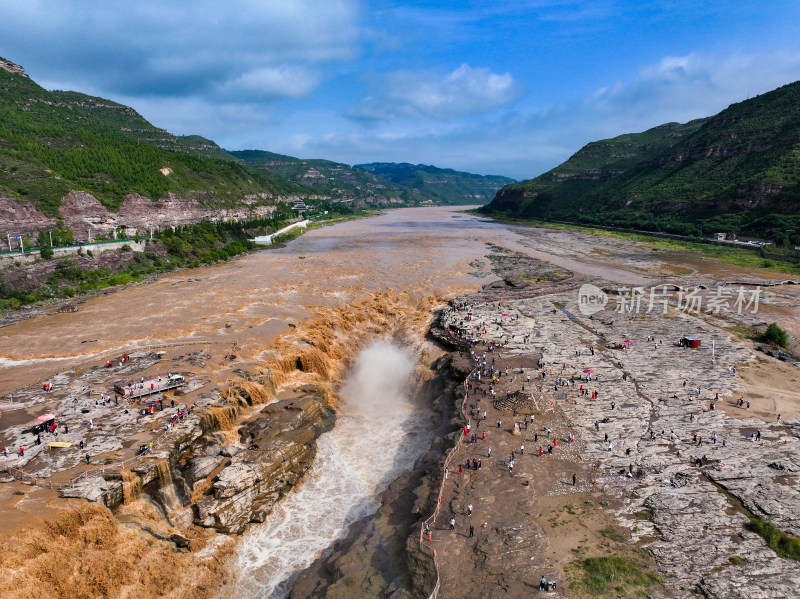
[62,388,335,536]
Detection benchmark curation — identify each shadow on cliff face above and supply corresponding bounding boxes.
[232,337,440,599]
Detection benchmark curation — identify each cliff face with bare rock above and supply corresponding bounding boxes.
[0,56,311,240]
[1,191,290,241]
[0,195,57,236]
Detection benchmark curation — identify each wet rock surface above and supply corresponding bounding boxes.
[195,393,335,534]
[1,343,335,542]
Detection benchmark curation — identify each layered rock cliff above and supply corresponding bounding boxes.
[61,388,335,535]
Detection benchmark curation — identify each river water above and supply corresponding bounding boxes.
[0,207,510,396]
[0,206,671,598]
[234,342,436,598]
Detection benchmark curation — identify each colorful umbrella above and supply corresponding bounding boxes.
[624,340,633,344]
[583,369,594,374]
[25,413,56,426]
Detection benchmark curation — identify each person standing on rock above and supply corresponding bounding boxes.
[520,443,525,455]
[468,503,473,516]
[19,446,24,457]
[450,517,456,531]
[469,525,474,538]
[487,447,492,458]
[86,454,90,464]
[572,473,576,486]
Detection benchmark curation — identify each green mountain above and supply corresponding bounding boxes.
[229,150,411,203]
[355,162,515,205]
[0,58,309,216]
[232,152,514,206]
[484,80,800,237]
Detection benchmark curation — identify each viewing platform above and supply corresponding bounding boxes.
[114,374,185,401]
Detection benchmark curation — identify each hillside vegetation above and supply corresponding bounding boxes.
[229,150,410,203]
[484,80,800,240]
[233,152,514,206]
[0,60,308,216]
[1,55,519,219]
[356,162,514,205]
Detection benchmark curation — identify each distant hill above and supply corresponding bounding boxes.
[229,150,409,203]
[484,80,800,238]
[356,163,514,205]
[0,57,308,216]
[231,153,511,206]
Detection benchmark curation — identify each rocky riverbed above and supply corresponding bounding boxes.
[285,249,800,598]
[2,209,800,599]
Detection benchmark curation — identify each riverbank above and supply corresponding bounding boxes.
[0,288,445,599]
[477,213,800,275]
[0,209,375,316]
[429,276,800,597]
[286,243,800,598]
[2,206,799,598]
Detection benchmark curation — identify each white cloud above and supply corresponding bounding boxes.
[2,0,360,99]
[283,50,800,180]
[583,50,800,128]
[221,66,322,99]
[348,64,523,121]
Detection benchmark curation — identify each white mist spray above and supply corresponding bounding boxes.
[339,341,414,418]
[234,341,434,599]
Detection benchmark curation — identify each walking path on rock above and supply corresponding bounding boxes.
[426,290,800,598]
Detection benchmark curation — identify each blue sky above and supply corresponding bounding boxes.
[3,0,800,180]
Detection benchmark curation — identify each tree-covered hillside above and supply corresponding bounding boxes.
[484,80,800,238]
[0,59,308,216]
[356,162,515,205]
[230,150,432,204]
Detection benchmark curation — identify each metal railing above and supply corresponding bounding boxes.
[0,237,141,255]
[419,376,472,599]
[5,466,56,489]
[66,428,172,488]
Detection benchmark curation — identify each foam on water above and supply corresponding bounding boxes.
[234,341,436,599]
